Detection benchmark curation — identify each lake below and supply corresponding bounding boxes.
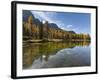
[23,41,91,69]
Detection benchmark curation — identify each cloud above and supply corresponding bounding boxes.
[31,11,78,32]
[66,25,73,28]
[60,24,78,32]
[31,11,56,23]
[31,11,64,27]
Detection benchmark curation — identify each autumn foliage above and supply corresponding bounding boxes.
[23,11,91,41]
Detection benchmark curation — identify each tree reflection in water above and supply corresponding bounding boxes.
[23,41,90,69]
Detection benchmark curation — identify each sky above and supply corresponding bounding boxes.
[31,10,91,34]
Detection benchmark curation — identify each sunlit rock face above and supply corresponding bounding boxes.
[42,20,46,24]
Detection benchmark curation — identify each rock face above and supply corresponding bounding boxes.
[23,10,91,41]
[23,10,35,22]
[48,23,60,29]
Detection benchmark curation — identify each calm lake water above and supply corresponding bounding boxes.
[23,41,91,69]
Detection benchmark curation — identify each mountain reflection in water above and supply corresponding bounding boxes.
[23,41,91,69]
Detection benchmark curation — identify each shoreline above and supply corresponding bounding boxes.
[23,39,91,43]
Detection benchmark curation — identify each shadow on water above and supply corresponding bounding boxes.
[23,41,91,69]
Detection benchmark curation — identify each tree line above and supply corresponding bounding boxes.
[23,15,91,41]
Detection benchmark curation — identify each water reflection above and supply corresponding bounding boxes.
[23,41,90,69]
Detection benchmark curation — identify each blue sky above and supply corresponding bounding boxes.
[31,11,91,34]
